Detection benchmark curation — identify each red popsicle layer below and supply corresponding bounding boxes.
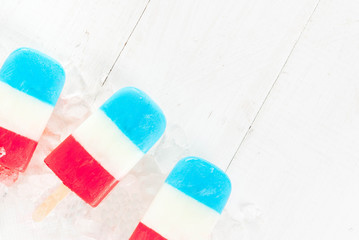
[0,126,38,172]
[130,222,167,240]
[44,135,119,207]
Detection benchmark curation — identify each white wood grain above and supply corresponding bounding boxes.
[226,0,359,239]
[103,0,319,170]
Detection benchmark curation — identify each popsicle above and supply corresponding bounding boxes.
[0,48,65,173]
[130,157,231,240]
[33,87,166,221]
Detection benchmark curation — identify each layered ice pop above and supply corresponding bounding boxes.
[130,157,231,240]
[44,87,166,207]
[0,48,65,172]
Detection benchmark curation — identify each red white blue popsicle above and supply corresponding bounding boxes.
[130,157,231,240]
[0,48,65,173]
[40,87,166,211]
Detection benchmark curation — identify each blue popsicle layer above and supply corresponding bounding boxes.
[165,157,232,214]
[0,48,65,106]
[100,87,166,153]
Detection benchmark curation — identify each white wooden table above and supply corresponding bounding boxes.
[0,0,359,239]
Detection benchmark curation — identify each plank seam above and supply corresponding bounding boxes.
[101,0,152,86]
[225,0,322,172]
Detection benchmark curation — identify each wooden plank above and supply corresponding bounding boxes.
[226,0,359,239]
[102,0,320,170]
[0,0,149,91]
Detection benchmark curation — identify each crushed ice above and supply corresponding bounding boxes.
[0,62,251,239]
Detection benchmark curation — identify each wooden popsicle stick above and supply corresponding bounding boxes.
[32,183,70,222]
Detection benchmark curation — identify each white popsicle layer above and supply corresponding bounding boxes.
[142,183,219,240]
[72,110,144,179]
[0,81,53,141]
